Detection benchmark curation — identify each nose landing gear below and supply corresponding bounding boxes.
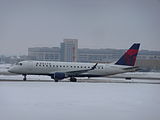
[23,74,27,81]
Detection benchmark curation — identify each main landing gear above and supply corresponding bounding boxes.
[54,77,77,82]
[54,79,59,82]
[23,74,27,81]
[70,77,77,82]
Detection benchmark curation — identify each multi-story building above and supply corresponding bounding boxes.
[60,39,78,62]
[28,47,60,61]
[27,41,160,71]
[78,48,124,63]
[78,49,160,63]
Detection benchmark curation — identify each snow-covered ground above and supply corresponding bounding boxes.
[0,75,52,80]
[1,74,160,84]
[0,82,160,120]
[110,72,160,80]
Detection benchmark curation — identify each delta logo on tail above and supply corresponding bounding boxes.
[115,43,140,66]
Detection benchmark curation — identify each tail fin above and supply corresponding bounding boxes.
[115,43,140,66]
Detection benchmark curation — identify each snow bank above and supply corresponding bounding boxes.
[0,82,160,120]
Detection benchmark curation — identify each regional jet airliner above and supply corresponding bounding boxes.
[9,43,140,82]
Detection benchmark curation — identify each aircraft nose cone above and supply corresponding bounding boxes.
[8,68,13,73]
[8,66,16,73]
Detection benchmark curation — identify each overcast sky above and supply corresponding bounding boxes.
[0,0,160,55]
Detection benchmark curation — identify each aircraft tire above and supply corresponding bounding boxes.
[125,77,131,80]
[54,79,59,82]
[23,74,27,81]
[70,77,77,82]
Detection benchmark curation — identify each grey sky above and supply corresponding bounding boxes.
[0,0,160,55]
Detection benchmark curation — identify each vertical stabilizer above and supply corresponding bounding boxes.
[115,43,140,66]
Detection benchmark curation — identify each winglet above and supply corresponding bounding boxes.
[91,63,98,70]
[115,43,140,66]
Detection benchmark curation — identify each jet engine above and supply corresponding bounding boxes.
[51,72,66,80]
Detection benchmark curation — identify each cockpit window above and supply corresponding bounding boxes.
[16,62,23,66]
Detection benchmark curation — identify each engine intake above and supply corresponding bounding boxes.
[51,72,66,80]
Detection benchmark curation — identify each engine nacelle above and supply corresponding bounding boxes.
[51,72,66,80]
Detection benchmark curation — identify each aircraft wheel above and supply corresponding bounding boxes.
[54,79,59,82]
[125,77,131,80]
[70,77,77,82]
[23,74,27,81]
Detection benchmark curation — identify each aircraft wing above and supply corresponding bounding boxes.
[65,63,98,77]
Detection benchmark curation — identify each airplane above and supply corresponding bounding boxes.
[0,64,17,75]
[8,43,140,82]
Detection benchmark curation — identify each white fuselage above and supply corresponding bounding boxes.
[8,43,140,81]
[9,61,133,78]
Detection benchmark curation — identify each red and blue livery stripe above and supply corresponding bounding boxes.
[115,43,140,66]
